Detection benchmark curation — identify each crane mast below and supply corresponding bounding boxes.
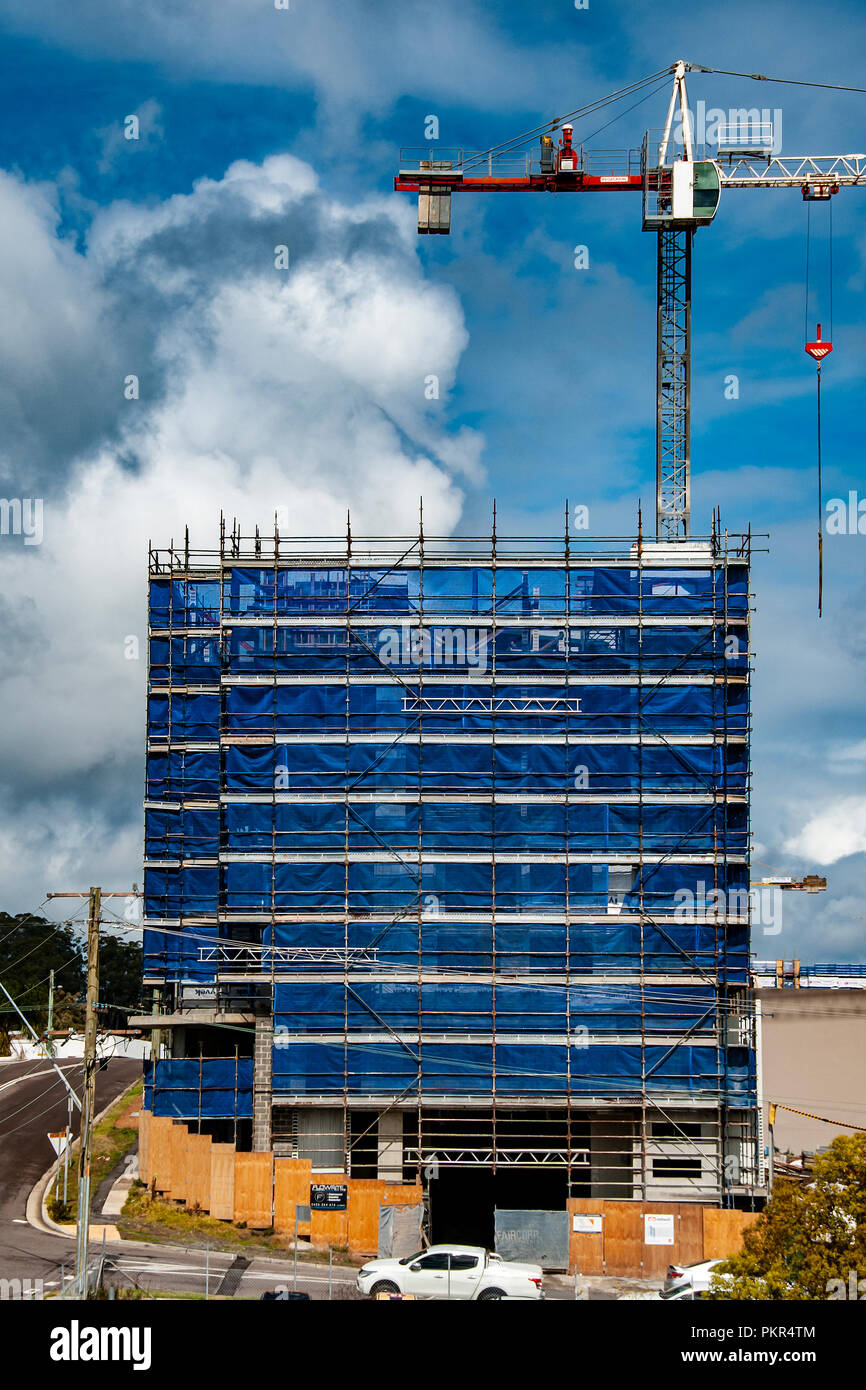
[656,226,691,538]
[394,61,866,538]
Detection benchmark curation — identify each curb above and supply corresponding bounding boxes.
[26,1078,142,1242]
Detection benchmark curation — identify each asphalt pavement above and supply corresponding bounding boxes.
[0,1056,140,1291]
[0,1058,641,1300]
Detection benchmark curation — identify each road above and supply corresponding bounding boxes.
[0,1058,611,1300]
[0,1058,363,1299]
[0,1056,141,1291]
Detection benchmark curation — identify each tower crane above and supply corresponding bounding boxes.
[394,60,866,540]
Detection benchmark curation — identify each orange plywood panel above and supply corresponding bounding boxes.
[273,1159,313,1236]
[233,1152,274,1228]
[601,1201,643,1276]
[567,1198,606,1276]
[347,1179,386,1253]
[640,1202,682,1279]
[676,1203,704,1266]
[309,1172,349,1247]
[209,1143,236,1220]
[148,1116,175,1194]
[382,1184,423,1206]
[703,1208,759,1260]
[137,1109,151,1185]
[185,1132,212,1212]
[169,1123,188,1203]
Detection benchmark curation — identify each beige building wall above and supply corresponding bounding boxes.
[759,989,866,1155]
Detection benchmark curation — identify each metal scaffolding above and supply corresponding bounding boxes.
[143,514,762,1202]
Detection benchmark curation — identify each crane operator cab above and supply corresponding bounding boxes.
[645,157,722,229]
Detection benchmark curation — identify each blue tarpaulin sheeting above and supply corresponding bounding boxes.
[220,799,747,853]
[151,566,748,622]
[271,1041,754,1099]
[145,558,754,1111]
[218,680,748,736]
[144,1057,253,1118]
[221,741,745,794]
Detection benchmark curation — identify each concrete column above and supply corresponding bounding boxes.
[252,1016,273,1152]
[377,1110,403,1181]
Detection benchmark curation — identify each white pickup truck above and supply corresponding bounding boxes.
[356,1244,543,1300]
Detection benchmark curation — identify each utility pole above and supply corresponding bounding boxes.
[46,885,137,1297]
[75,886,101,1296]
[46,968,55,1057]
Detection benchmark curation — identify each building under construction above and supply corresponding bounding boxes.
[141,520,760,1243]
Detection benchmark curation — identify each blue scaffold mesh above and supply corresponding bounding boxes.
[144,556,755,1109]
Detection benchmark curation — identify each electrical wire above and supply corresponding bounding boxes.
[0,1064,85,1129]
[0,1085,87,1141]
[0,909,90,980]
[0,900,56,950]
[0,953,86,1013]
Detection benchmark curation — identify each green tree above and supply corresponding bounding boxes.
[713,1134,866,1300]
[0,913,142,1039]
[0,911,85,1038]
[97,933,143,1024]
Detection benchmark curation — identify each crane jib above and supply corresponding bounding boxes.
[395,79,865,540]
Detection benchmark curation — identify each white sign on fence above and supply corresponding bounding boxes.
[644,1213,675,1245]
[572,1214,603,1234]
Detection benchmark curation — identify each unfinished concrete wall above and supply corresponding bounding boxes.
[759,989,866,1153]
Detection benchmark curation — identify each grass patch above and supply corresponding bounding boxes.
[119,1185,360,1265]
[51,1080,142,1221]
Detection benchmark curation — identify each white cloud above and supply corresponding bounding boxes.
[783,798,866,865]
[828,740,866,771]
[96,98,164,174]
[0,1,599,132]
[0,152,479,907]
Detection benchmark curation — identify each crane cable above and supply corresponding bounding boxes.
[686,63,866,95]
[804,200,834,618]
[459,66,673,171]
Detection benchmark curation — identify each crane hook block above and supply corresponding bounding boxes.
[805,323,833,361]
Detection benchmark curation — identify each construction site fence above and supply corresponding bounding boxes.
[138,1110,758,1271]
[138,1109,421,1253]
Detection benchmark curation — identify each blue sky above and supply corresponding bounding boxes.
[0,0,864,959]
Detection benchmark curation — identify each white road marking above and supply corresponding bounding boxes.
[0,1064,80,1096]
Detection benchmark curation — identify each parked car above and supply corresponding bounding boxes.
[260,1288,312,1300]
[661,1258,731,1300]
[357,1245,543,1300]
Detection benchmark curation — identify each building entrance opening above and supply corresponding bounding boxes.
[429,1167,568,1248]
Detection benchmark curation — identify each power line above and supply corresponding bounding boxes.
[0,1083,87,1142]
[0,900,57,950]
[0,1064,84,1130]
[0,953,86,1013]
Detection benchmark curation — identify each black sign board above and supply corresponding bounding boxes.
[310,1183,348,1211]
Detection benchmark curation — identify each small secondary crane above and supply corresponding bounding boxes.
[395,60,866,540]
